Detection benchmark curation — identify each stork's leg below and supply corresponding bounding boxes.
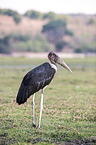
[32,93,36,127]
[38,89,44,128]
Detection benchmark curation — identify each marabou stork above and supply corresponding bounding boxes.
[16,51,72,128]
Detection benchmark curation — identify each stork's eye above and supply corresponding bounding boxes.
[49,53,52,56]
[49,53,54,58]
[50,54,54,59]
[48,52,55,61]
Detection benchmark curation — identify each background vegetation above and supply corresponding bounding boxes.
[0,9,21,24]
[0,8,96,54]
[0,56,96,144]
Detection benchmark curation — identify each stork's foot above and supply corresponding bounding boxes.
[32,123,37,128]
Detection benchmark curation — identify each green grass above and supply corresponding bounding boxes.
[0,56,96,145]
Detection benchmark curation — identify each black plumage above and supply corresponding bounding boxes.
[16,51,72,128]
[16,62,56,105]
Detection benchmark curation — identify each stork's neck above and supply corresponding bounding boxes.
[50,63,57,72]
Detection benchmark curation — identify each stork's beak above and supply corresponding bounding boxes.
[57,57,72,72]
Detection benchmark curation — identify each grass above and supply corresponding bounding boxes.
[0,56,96,145]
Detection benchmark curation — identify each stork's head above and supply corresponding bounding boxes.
[48,51,72,72]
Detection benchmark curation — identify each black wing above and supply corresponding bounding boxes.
[16,62,56,105]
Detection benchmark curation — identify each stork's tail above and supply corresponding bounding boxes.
[16,85,29,105]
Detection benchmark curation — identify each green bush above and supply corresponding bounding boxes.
[42,19,67,32]
[43,12,57,20]
[65,29,74,36]
[88,18,96,25]
[74,40,96,53]
[12,40,53,52]
[13,14,21,24]
[24,10,43,19]
[74,48,82,53]
[0,9,15,16]
[0,35,11,54]
[55,40,68,51]
[11,34,31,42]
[0,8,21,24]
[42,19,68,43]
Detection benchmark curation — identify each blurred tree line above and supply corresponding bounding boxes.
[0,8,96,54]
[0,34,53,54]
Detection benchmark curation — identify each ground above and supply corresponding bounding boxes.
[0,56,96,144]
